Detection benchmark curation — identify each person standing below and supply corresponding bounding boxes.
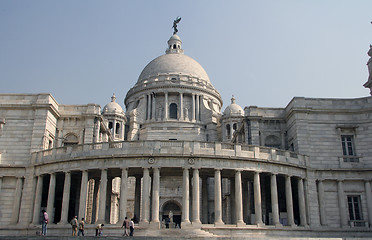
[122,217,129,236]
[41,210,48,236]
[78,218,85,236]
[70,216,78,236]
[129,218,135,236]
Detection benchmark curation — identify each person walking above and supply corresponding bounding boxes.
[41,210,48,236]
[122,217,129,236]
[70,216,78,236]
[129,218,135,236]
[78,218,85,236]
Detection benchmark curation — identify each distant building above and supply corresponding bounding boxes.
[0,32,371,238]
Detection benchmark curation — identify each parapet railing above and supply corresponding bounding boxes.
[31,140,308,167]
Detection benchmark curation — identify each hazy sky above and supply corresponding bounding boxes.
[1,1,372,111]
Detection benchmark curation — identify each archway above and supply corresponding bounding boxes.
[161,200,182,228]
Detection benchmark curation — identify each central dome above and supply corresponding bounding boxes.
[137,53,210,83]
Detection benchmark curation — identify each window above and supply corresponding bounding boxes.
[226,124,231,139]
[347,195,363,226]
[169,103,178,119]
[115,123,120,134]
[341,135,358,162]
[63,133,79,146]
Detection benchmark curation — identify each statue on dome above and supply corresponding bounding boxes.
[173,16,181,35]
[367,45,372,81]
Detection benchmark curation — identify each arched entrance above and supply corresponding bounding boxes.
[161,200,182,228]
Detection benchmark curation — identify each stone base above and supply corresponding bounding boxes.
[236,221,246,227]
[181,220,192,229]
[149,221,160,229]
[214,220,224,227]
[191,221,202,228]
[139,221,150,228]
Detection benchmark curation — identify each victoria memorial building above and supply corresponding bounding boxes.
[0,29,372,238]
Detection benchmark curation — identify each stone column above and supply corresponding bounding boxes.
[112,119,117,136]
[317,180,327,226]
[47,173,56,223]
[182,168,190,225]
[285,175,295,227]
[147,94,151,120]
[298,178,308,226]
[152,94,156,120]
[242,179,249,224]
[60,171,71,224]
[179,93,184,120]
[192,168,201,225]
[32,175,43,224]
[235,171,244,226]
[192,94,196,121]
[230,121,233,140]
[254,172,264,226]
[134,176,141,222]
[364,180,372,227]
[164,92,168,120]
[214,169,224,226]
[337,180,348,227]
[150,167,160,228]
[105,177,112,223]
[11,177,23,224]
[97,169,107,223]
[79,170,88,220]
[141,168,150,224]
[196,95,200,121]
[202,177,208,223]
[119,168,128,223]
[270,174,280,226]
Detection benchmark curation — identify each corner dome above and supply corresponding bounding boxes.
[103,94,124,114]
[137,54,210,83]
[223,96,244,116]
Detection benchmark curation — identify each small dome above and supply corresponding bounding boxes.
[223,96,244,116]
[103,94,124,114]
[169,34,181,41]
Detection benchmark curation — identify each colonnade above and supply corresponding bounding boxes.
[145,92,202,121]
[29,167,311,228]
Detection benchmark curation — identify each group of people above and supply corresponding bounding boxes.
[70,216,86,236]
[40,210,134,236]
[121,217,135,236]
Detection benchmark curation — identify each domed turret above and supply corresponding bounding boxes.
[102,94,126,141]
[221,96,244,142]
[223,96,244,116]
[103,94,124,114]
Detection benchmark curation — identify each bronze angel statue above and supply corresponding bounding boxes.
[173,17,181,35]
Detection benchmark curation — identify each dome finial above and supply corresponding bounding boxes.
[111,93,116,102]
[172,16,182,35]
[231,95,236,104]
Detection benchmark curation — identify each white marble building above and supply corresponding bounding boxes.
[0,32,372,238]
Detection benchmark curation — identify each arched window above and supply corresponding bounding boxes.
[226,124,231,138]
[169,103,178,119]
[63,133,79,146]
[173,44,177,49]
[115,122,120,134]
[108,122,113,129]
